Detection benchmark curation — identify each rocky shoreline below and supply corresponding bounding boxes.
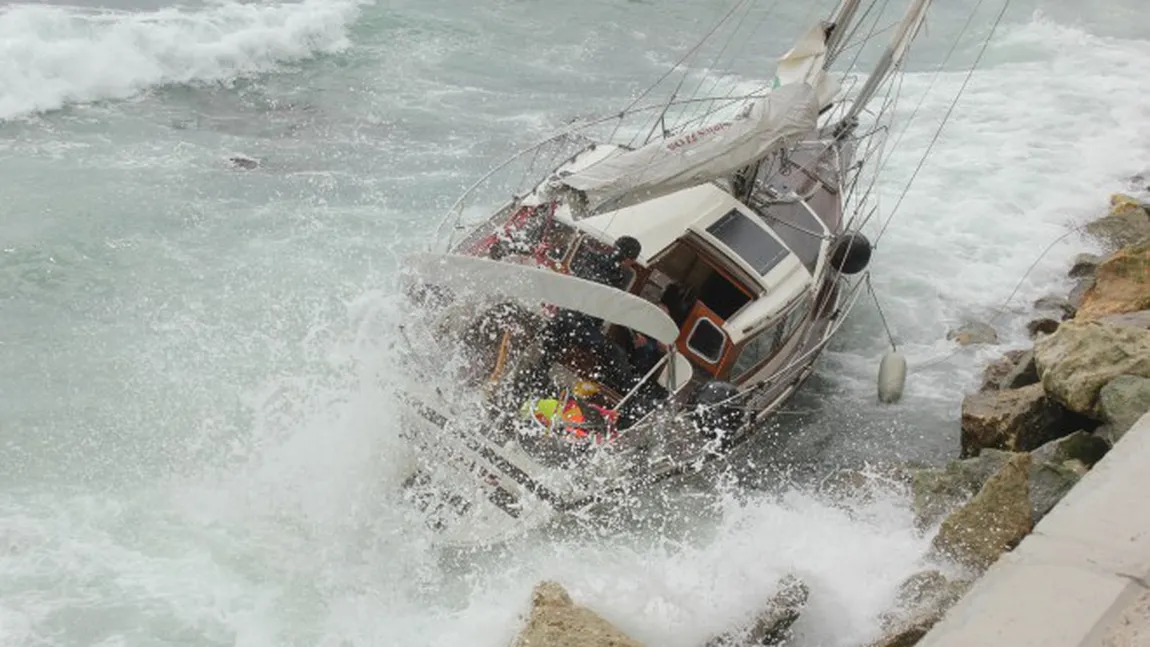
[505,191,1150,647]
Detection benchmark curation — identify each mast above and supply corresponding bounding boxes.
[824,0,865,65]
[839,0,932,126]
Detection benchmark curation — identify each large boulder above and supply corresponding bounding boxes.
[1026,430,1109,524]
[979,350,1037,392]
[868,571,972,647]
[1029,430,1110,467]
[1076,242,1150,320]
[1026,318,1061,339]
[1033,319,1150,416]
[512,581,645,647]
[704,575,809,647]
[1069,277,1095,310]
[911,450,1013,530]
[960,383,1076,457]
[1033,295,1076,320]
[1085,193,1150,250]
[1098,309,1150,330]
[1068,253,1104,279]
[913,434,1105,531]
[930,452,1033,572]
[1097,375,1150,443]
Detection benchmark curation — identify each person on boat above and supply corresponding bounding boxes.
[488,239,535,266]
[570,235,641,290]
[629,303,671,376]
[659,283,694,327]
[518,388,617,445]
[540,308,635,392]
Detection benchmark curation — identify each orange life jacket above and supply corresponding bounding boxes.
[526,397,619,446]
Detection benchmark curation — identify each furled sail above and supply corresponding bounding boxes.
[551,21,837,217]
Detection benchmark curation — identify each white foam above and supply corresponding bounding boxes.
[827,15,1150,400]
[0,0,370,121]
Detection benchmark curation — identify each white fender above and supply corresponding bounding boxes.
[877,351,907,404]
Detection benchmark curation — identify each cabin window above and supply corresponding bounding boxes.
[756,202,825,274]
[731,326,778,380]
[730,298,812,380]
[783,297,812,341]
[686,317,725,365]
[706,208,789,276]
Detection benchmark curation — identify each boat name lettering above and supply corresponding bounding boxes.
[666,122,733,152]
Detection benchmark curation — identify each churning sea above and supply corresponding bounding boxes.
[2,0,1149,645]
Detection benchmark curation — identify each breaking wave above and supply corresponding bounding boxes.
[0,0,370,120]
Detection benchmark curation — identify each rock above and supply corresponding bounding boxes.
[979,350,1030,391]
[704,575,808,647]
[1028,458,1084,524]
[867,625,929,647]
[1000,352,1040,390]
[914,437,1103,531]
[1024,433,1105,525]
[1026,318,1060,339]
[931,452,1033,571]
[960,383,1076,457]
[1030,430,1111,468]
[229,155,260,170]
[1085,193,1150,250]
[1069,277,1095,310]
[946,321,998,346]
[1076,242,1150,320]
[512,581,645,647]
[911,450,1013,529]
[1069,253,1104,279]
[870,571,973,647]
[1097,375,1150,443]
[1098,309,1150,330]
[1033,295,1076,320]
[1033,319,1150,416]
[817,467,901,505]
[1026,430,1110,524]
[1063,459,1088,477]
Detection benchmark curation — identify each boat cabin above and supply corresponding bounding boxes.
[441,146,833,427]
[557,179,829,390]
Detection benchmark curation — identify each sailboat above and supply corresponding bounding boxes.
[393,0,932,548]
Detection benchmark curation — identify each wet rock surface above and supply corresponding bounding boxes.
[1034,319,1150,416]
[959,383,1079,457]
[930,452,1032,571]
[512,581,646,647]
[946,321,998,346]
[704,575,809,647]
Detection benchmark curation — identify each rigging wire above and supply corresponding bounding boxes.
[678,0,762,108]
[872,0,1013,246]
[870,0,987,187]
[614,0,750,144]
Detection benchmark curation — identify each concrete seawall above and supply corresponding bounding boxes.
[917,410,1150,647]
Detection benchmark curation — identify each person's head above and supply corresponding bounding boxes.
[613,235,641,263]
[488,240,507,261]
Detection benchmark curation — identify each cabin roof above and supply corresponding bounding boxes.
[559,183,815,344]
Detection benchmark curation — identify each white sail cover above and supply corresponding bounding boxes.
[404,252,681,347]
[552,21,835,216]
